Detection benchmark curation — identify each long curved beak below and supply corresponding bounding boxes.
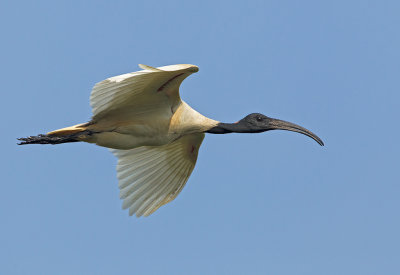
[268,118,324,146]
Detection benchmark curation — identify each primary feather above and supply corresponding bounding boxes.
[111,133,204,217]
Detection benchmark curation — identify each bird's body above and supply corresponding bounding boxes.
[19,63,324,217]
[65,100,216,149]
[47,64,217,150]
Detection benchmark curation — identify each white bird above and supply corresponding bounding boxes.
[18,64,324,217]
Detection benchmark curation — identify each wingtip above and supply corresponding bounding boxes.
[138,64,163,72]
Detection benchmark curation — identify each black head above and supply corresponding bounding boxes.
[207,113,324,146]
[238,113,273,133]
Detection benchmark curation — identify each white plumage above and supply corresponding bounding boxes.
[111,133,204,217]
[88,64,216,216]
[19,63,324,217]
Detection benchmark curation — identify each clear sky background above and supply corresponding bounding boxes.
[1,1,399,274]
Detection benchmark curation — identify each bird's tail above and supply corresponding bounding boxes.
[18,123,91,145]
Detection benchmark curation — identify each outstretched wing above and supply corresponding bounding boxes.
[90,64,199,119]
[111,133,205,217]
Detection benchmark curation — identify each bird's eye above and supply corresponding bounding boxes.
[256,116,263,122]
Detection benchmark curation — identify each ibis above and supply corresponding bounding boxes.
[18,64,324,217]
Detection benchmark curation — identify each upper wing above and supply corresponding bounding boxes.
[111,133,205,217]
[90,64,199,119]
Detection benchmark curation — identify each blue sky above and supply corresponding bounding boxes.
[1,1,399,274]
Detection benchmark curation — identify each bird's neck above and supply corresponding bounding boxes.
[169,101,219,134]
[206,122,252,134]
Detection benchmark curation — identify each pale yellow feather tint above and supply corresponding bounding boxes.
[48,64,217,217]
[111,133,205,217]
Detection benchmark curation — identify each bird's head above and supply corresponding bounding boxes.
[207,113,324,146]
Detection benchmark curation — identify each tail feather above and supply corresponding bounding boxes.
[46,123,88,136]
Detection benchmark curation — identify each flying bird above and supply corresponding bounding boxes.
[18,64,324,217]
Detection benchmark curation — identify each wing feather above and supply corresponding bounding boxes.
[119,149,183,196]
[142,164,192,216]
[138,64,164,71]
[111,133,205,217]
[134,158,187,216]
[90,64,199,119]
